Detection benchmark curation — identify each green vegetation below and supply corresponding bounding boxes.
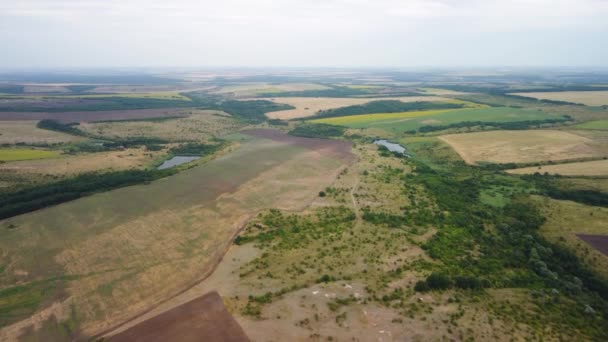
[0,169,178,220]
[217,100,294,123]
[412,116,572,133]
[168,142,222,156]
[314,107,559,133]
[289,123,345,138]
[0,148,60,161]
[572,120,608,130]
[36,119,85,136]
[316,100,465,118]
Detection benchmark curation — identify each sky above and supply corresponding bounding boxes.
[1,0,608,69]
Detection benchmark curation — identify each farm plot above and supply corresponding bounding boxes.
[212,83,330,97]
[312,107,551,132]
[572,120,608,130]
[0,148,59,162]
[510,91,608,106]
[439,130,606,164]
[0,120,82,144]
[507,159,608,176]
[0,130,353,340]
[0,108,194,124]
[262,96,450,120]
[79,110,240,142]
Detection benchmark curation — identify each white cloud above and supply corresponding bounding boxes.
[0,0,607,68]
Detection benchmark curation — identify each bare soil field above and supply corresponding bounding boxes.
[507,159,608,176]
[108,291,249,342]
[0,108,193,124]
[0,131,353,340]
[440,130,606,164]
[0,120,82,144]
[79,110,240,142]
[242,129,355,163]
[577,234,608,257]
[510,91,608,106]
[258,96,449,119]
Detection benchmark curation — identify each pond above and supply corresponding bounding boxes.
[374,139,407,154]
[157,156,200,170]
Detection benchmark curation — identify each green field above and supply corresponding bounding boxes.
[572,120,608,130]
[0,148,60,162]
[311,107,554,132]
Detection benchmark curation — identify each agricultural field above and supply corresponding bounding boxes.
[0,148,59,162]
[507,159,608,176]
[312,107,553,132]
[0,121,83,144]
[572,120,608,130]
[0,131,353,340]
[211,83,330,97]
[439,130,607,164]
[78,110,240,142]
[262,96,451,120]
[0,108,193,124]
[510,91,608,106]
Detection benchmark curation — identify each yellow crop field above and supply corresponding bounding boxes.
[0,148,60,161]
[310,109,457,126]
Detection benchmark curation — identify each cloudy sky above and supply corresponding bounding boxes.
[1,0,607,69]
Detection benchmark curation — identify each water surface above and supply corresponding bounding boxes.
[157,156,200,170]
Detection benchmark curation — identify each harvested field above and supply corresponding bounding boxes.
[0,130,353,339]
[0,148,161,176]
[577,234,608,257]
[0,120,82,144]
[108,291,249,342]
[79,110,240,142]
[507,159,608,176]
[0,108,194,124]
[260,96,450,119]
[440,130,606,164]
[510,91,608,106]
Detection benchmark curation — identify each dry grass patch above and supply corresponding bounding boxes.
[440,130,606,164]
[0,121,82,144]
[79,110,240,142]
[507,159,608,176]
[260,96,450,120]
[510,91,608,106]
[0,148,161,176]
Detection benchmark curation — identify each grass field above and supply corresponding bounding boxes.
[79,110,240,142]
[0,132,352,339]
[0,148,162,176]
[212,83,330,97]
[311,107,550,132]
[440,130,606,164]
[507,159,608,176]
[572,120,608,130]
[0,120,83,144]
[534,196,608,279]
[510,91,608,106]
[259,96,451,120]
[0,148,60,162]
